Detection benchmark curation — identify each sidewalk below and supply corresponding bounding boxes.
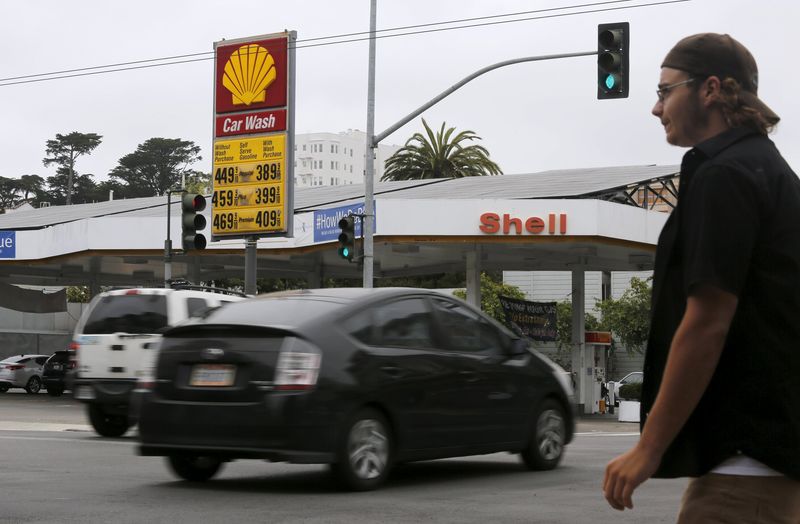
[575,412,640,435]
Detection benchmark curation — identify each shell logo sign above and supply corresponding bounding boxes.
[211,31,295,240]
[222,44,277,106]
[215,36,287,114]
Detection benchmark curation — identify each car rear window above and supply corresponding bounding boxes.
[204,296,340,327]
[46,351,69,364]
[83,294,168,334]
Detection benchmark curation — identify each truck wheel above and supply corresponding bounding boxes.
[25,376,42,394]
[520,398,566,470]
[88,404,130,437]
[167,455,223,482]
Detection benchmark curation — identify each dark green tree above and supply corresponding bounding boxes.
[45,168,98,205]
[0,176,22,210]
[17,174,46,204]
[453,272,525,323]
[109,138,202,197]
[43,132,102,205]
[381,119,502,181]
[595,276,652,354]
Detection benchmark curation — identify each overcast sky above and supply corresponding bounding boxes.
[2,0,798,185]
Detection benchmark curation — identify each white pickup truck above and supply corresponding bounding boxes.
[72,285,246,437]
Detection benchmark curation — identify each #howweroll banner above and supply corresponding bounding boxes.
[498,296,557,342]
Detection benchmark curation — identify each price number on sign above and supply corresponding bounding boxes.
[255,162,281,181]
[211,186,282,208]
[213,162,283,186]
[255,185,280,205]
[213,212,238,231]
[211,189,235,208]
[255,209,282,228]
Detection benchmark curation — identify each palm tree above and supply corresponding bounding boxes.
[381,119,502,181]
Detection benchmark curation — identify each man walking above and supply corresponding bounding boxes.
[603,33,800,522]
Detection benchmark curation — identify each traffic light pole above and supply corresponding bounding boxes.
[164,189,186,287]
[363,44,596,287]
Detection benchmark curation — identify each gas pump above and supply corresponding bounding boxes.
[584,331,612,414]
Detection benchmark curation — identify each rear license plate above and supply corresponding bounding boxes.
[52,364,62,370]
[189,364,236,387]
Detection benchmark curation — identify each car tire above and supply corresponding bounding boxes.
[0,385,8,393]
[46,386,64,397]
[520,398,567,471]
[25,376,42,394]
[167,455,223,482]
[330,408,393,491]
[87,404,131,437]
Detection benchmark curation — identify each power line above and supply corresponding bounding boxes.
[0,0,689,88]
[0,0,634,83]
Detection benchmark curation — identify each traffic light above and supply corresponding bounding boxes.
[597,22,629,99]
[181,193,207,251]
[337,215,355,261]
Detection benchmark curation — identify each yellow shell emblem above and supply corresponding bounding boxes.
[222,44,277,106]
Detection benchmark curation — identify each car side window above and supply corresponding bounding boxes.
[430,298,501,354]
[341,308,377,345]
[34,356,48,366]
[186,298,210,317]
[373,298,435,348]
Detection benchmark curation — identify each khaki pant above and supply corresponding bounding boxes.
[677,473,800,524]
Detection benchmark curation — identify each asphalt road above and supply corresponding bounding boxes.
[0,393,685,524]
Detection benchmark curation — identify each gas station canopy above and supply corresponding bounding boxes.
[0,165,677,287]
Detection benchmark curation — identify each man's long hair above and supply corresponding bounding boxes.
[717,78,779,135]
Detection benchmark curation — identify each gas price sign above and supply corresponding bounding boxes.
[211,134,287,236]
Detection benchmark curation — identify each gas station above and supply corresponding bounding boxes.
[0,25,666,414]
[0,164,675,414]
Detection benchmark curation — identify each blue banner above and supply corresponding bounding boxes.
[0,231,15,259]
[313,202,375,243]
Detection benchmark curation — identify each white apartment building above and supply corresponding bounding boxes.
[293,129,400,188]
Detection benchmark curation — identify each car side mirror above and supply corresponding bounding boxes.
[509,338,529,356]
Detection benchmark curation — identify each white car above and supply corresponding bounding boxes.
[71,285,246,437]
[609,371,643,405]
[0,354,49,394]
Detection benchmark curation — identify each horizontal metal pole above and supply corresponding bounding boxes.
[373,50,596,146]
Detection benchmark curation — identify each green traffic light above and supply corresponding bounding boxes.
[342,247,350,258]
[605,74,616,90]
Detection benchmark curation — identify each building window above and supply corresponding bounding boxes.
[350,165,353,173]
[350,149,353,157]
[303,144,306,151]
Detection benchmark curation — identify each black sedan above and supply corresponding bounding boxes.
[135,288,575,490]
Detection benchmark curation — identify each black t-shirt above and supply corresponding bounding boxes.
[643,127,800,480]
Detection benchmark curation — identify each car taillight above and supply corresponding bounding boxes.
[6,364,24,371]
[68,342,79,369]
[274,338,321,391]
[136,365,155,391]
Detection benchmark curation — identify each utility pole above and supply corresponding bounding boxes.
[363,0,377,288]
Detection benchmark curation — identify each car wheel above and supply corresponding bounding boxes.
[167,455,223,482]
[330,408,392,491]
[0,385,8,393]
[46,386,64,397]
[87,404,131,437]
[521,398,566,471]
[25,376,42,394]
